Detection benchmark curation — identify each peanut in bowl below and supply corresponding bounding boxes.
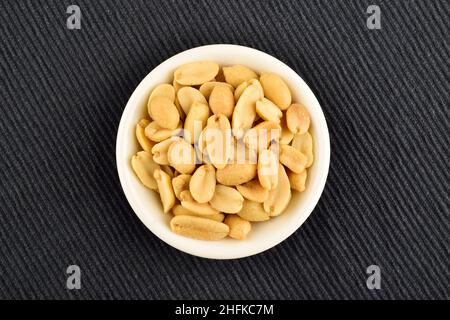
[116,44,330,259]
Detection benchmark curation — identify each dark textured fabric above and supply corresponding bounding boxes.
[0,0,448,300]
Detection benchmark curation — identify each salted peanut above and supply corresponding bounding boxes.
[170,215,229,240]
[172,174,191,200]
[174,61,219,86]
[145,121,181,142]
[260,73,291,110]
[177,87,207,115]
[189,164,216,203]
[237,200,270,221]
[288,170,307,192]
[234,81,248,101]
[209,85,235,118]
[147,84,176,118]
[179,190,220,215]
[131,151,160,190]
[136,119,154,152]
[292,132,313,167]
[264,164,291,216]
[231,83,262,138]
[223,65,258,87]
[172,205,224,222]
[151,138,176,165]
[149,96,180,130]
[286,103,310,135]
[258,149,279,190]
[209,185,244,214]
[279,144,307,174]
[167,139,196,174]
[154,169,175,213]
[205,114,232,169]
[243,121,281,151]
[184,101,210,144]
[280,116,294,144]
[200,81,234,99]
[216,163,257,186]
[256,98,282,123]
[236,179,269,203]
[224,215,251,240]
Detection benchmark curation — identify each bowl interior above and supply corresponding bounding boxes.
[116,45,330,259]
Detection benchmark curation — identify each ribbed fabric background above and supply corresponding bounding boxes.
[0,0,448,299]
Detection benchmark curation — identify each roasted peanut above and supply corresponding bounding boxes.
[149,83,175,103]
[167,139,196,174]
[260,73,291,110]
[256,98,282,123]
[151,138,176,165]
[248,79,264,98]
[243,121,281,151]
[204,114,232,169]
[131,151,160,190]
[279,144,307,174]
[149,96,180,130]
[154,169,175,213]
[209,185,244,213]
[288,169,307,192]
[292,132,313,167]
[286,103,310,135]
[234,81,249,101]
[237,200,270,221]
[216,163,257,186]
[224,215,251,240]
[200,81,234,99]
[177,87,207,115]
[170,215,229,240]
[184,101,210,144]
[189,164,216,203]
[236,179,269,203]
[258,149,279,190]
[174,61,219,85]
[179,190,220,216]
[136,119,154,152]
[172,205,225,222]
[145,120,181,142]
[209,85,235,118]
[231,83,261,138]
[280,115,294,144]
[172,174,191,200]
[223,65,258,87]
[148,84,176,118]
[263,164,291,216]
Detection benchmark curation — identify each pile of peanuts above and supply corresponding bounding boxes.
[131,61,313,241]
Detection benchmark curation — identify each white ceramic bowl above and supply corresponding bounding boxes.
[116,44,330,259]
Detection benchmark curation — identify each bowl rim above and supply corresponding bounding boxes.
[116,44,330,259]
